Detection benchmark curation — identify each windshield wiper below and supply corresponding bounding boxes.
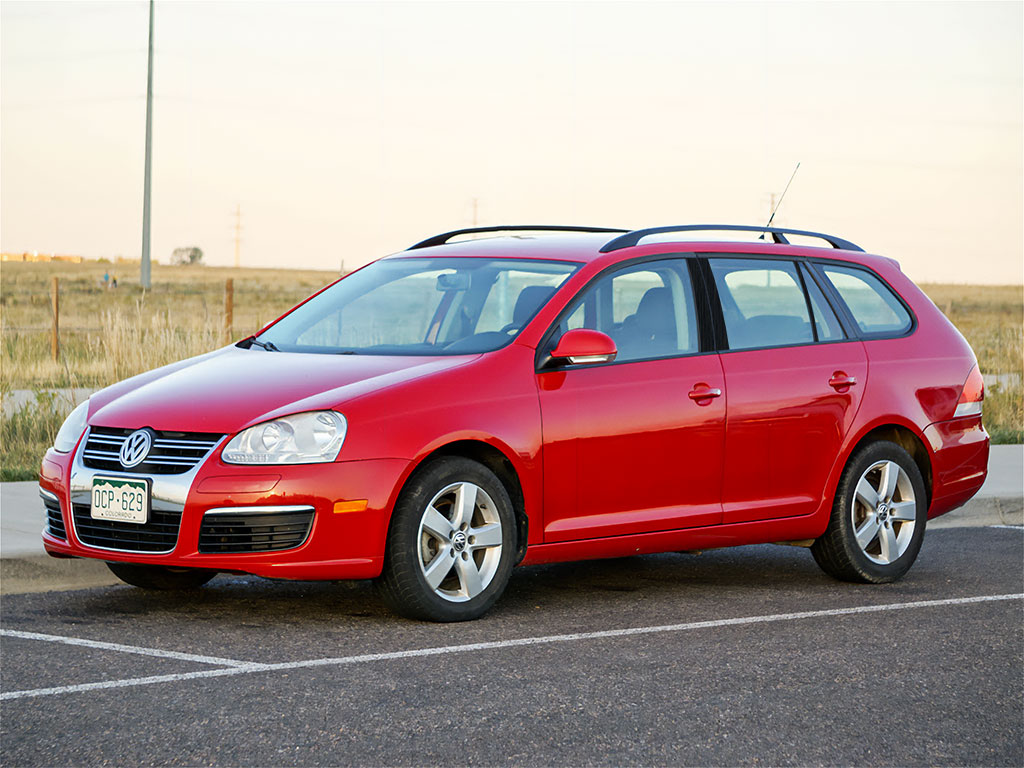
[249,338,280,352]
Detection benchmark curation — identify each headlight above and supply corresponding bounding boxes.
[53,400,89,454]
[222,411,347,465]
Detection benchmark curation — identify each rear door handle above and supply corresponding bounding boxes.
[688,386,723,402]
[828,373,857,391]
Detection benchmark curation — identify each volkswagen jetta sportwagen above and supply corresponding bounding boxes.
[40,224,989,621]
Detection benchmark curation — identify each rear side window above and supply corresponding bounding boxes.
[799,264,845,342]
[709,259,813,350]
[820,265,912,335]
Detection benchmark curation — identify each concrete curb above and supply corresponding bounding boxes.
[928,496,1024,528]
[1,555,121,595]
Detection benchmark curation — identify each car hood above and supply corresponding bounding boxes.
[89,346,476,434]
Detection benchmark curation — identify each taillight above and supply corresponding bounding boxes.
[954,364,984,418]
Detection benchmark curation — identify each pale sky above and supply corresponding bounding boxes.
[2,0,1022,284]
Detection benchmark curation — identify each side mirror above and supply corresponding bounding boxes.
[550,329,617,366]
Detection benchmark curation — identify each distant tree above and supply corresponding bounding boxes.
[171,246,204,266]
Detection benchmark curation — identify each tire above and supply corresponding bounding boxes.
[812,440,927,583]
[377,457,517,622]
[106,562,217,590]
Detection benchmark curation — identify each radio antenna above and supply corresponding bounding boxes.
[764,162,801,230]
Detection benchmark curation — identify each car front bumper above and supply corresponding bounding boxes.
[39,437,410,581]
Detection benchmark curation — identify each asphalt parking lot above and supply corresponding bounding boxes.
[1,525,1021,767]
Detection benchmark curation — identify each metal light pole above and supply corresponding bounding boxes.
[140,0,155,289]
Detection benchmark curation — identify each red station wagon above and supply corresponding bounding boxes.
[40,224,990,621]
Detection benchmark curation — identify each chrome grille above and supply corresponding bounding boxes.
[82,427,222,475]
[41,491,66,540]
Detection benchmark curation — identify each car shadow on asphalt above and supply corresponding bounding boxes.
[8,545,836,626]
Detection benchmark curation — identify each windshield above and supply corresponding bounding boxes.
[256,257,579,355]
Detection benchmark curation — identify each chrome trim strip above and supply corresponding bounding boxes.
[203,505,314,516]
[84,451,198,465]
[68,426,225,555]
[88,433,218,447]
[154,439,220,448]
[39,488,59,503]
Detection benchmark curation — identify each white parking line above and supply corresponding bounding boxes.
[0,629,257,668]
[3,592,1021,702]
[990,525,1024,530]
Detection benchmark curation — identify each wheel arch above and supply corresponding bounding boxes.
[396,439,529,564]
[842,422,934,507]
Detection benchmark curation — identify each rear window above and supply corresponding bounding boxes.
[820,265,912,336]
[800,263,845,342]
[709,259,813,350]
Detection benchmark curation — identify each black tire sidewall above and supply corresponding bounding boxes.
[381,457,516,622]
[106,562,216,590]
[833,441,928,582]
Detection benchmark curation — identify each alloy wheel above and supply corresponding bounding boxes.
[850,459,918,565]
[417,481,503,602]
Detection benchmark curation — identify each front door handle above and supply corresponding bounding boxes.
[688,385,723,404]
[828,372,858,391]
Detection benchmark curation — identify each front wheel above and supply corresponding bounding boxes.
[106,562,217,590]
[811,441,927,583]
[377,457,516,622]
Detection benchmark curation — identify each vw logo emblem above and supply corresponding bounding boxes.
[452,531,468,552]
[119,429,154,468]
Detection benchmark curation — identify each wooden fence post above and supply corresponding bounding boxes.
[224,278,234,342]
[51,276,60,361]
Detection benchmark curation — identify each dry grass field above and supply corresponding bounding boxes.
[2,261,338,389]
[1,261,1021,480]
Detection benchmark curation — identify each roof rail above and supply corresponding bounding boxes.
[599,225,863,253]
[408,225,629,251]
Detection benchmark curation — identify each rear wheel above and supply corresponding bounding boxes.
[377,457,516,622]
[106,562,217,590]
[812,440,927,583]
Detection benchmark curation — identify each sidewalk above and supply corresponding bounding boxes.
[1,446,1020,591]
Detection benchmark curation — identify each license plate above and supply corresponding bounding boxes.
[91,477,150,524]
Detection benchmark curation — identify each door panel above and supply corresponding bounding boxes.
[707,256,869,523]
[719,343,867,522]
[537,257,724,542]
[539,356,726,541]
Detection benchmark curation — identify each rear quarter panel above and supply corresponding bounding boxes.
[816,260,984,523]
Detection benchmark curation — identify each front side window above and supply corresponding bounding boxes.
[710,258,813,350]
[259,257,578,355]
[558,258,698,362]
[820,264,912,335]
